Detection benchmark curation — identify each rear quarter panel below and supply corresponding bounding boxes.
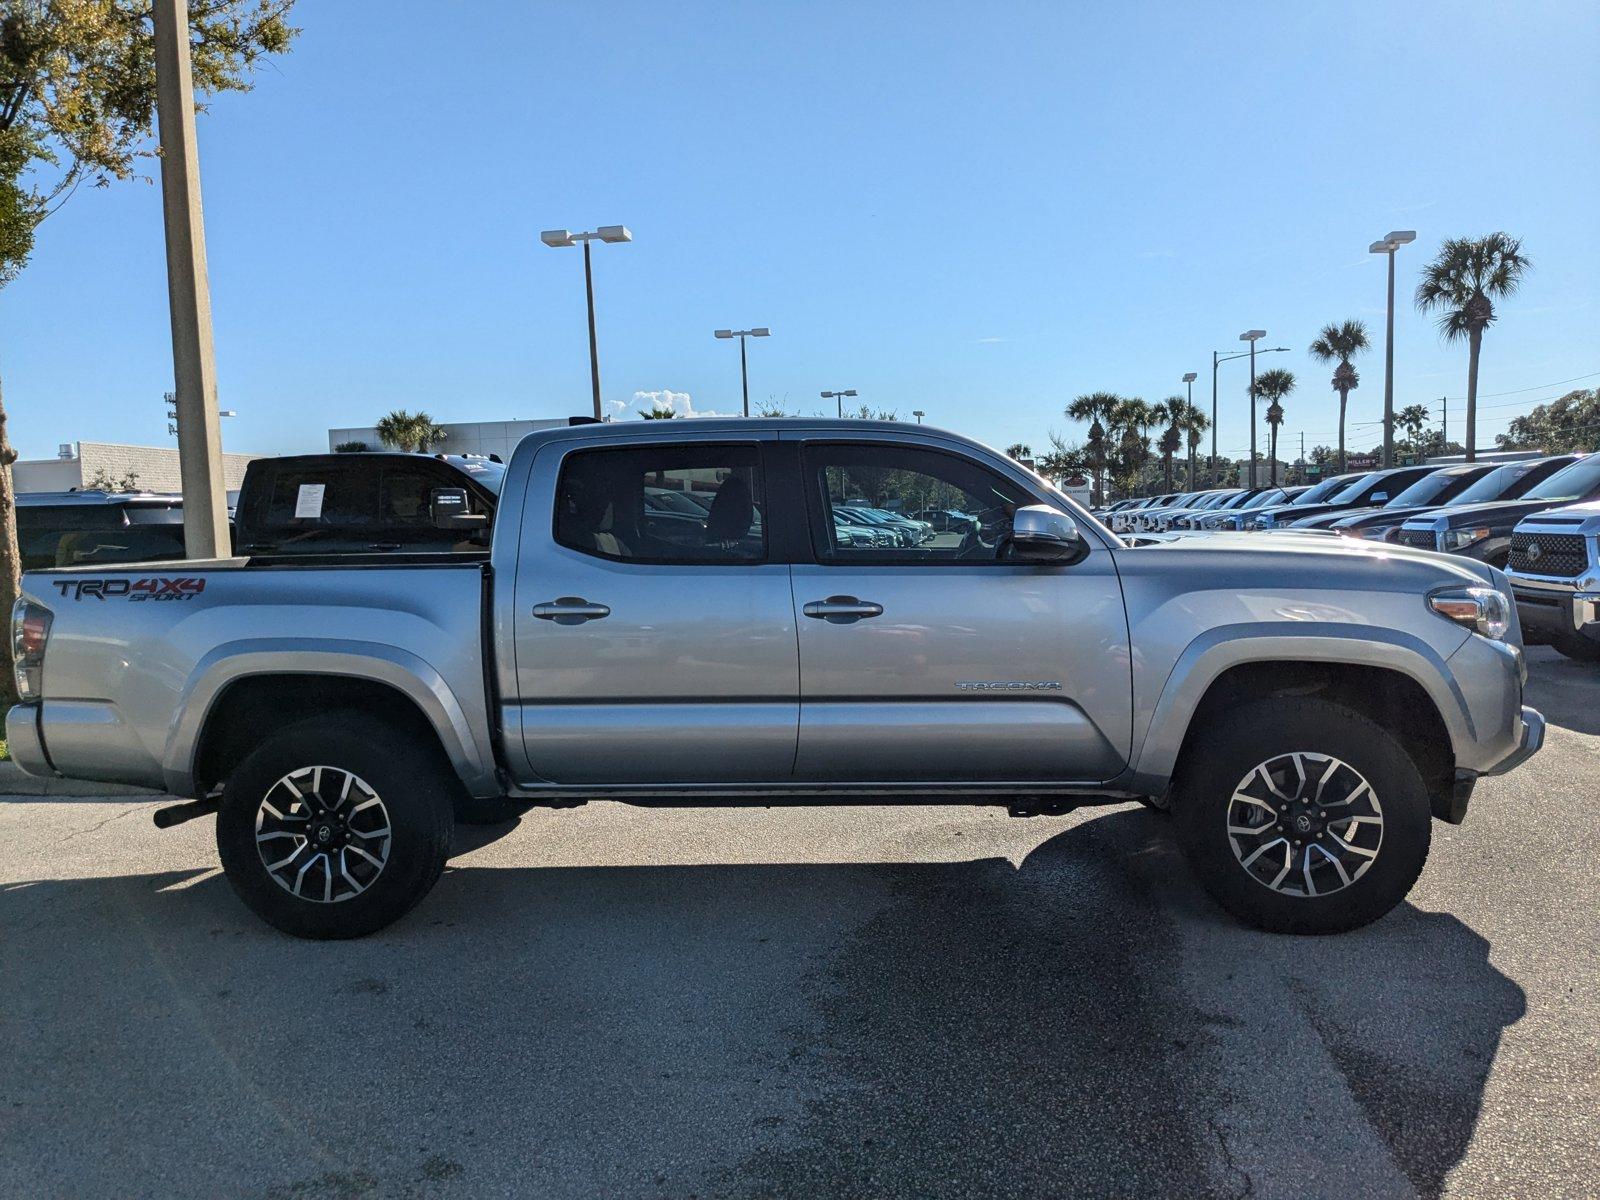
[24,560,496,797]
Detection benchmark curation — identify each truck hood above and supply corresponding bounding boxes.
[1129,529,1502,589]
[1399,496,1580,531]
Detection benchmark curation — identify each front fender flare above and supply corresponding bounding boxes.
[1126,623,1473,795]
[162,638,499,798]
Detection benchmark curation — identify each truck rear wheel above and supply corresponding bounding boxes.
[1174,697,1432,935]
[216,715,454,939]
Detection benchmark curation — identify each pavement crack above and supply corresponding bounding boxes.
[1207,1113,1254,1200]
[60,803,161,844]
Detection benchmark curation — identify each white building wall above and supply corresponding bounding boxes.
[12,442,261,494]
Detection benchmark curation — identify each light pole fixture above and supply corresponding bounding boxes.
[541,224,633,420]
[912,409,925,424]
[1209,345,1287,487]
[821,389,857,418]
[1370,230,1416,468]
[714,327,770,417]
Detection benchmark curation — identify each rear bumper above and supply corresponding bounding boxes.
[5,703,55,778]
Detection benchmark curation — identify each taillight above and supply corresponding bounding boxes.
[11,599,52,701]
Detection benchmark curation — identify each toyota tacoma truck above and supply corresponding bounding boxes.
[6,419,1545,939]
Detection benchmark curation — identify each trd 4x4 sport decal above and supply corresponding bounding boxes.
[53,577,207,602]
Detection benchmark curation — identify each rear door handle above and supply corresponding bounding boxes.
[532,597,612,625]
[802,595,884,624]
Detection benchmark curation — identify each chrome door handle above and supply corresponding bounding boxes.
[532,597,612,625]
[802,595,884,624]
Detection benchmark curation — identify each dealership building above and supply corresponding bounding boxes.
[12,441,262,495]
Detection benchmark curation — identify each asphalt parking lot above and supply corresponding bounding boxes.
[2,648,1596,1199]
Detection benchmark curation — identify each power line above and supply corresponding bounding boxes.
[1440,369,1600,401]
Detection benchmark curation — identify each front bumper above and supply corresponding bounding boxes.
[1509,575,1600,646]
[1483,705,1546,777]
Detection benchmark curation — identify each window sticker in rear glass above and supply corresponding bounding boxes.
[294,484,326,519]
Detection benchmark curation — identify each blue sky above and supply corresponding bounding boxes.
[5,0,1597,464]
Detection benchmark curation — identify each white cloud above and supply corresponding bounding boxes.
[629,389,734,418]
[975,336,1008,344]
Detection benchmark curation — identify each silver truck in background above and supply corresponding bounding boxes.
[7,420,1545,939]
[1505,500,1600,662]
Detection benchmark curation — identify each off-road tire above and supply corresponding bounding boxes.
[1174,696,1432,935]
[216,714,454,939]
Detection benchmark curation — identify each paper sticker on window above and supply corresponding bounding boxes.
[294,483,326,519]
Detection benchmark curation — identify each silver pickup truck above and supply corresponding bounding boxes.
[7,419,1545,939]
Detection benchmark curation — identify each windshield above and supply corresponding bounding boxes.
[1449,461,1543,505]
[1295,475,1357,504]
[1385,468,1482,507]
[1524,453,1600,501]
[1329,471,1385,502]
[1243,488,1287,509]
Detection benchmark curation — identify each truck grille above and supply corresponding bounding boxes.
[1396,528,1436,551]
[1508,532,1588,578]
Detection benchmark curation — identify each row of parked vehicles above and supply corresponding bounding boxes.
[1096,450,1600,661]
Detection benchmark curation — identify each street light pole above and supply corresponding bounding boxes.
[912,410,925,424]
[542,225,633,420]
[821,389,857,418]
[1370,230,1416,468]
[1239,330,1266,487]
[153,0,230,560]
[714,327,771,417]
[1211,342,1287,488]
[1182,371,1198,487]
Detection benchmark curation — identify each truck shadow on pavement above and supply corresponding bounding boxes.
[1,808,1524,1199]
[1522,646,1600,735]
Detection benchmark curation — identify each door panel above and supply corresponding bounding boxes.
[507,438,798,786]
[789,438,1131,783]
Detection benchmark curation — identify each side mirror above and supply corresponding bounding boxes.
[431,487,488,529]
[1010,504,1082,560]
[1370,491,1389,504]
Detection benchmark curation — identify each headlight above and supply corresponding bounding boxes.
[1428,585,1511,640]
[1441,527,1491,552]
[1338,527,1367,539]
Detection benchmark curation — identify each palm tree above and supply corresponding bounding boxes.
[375,410,448,453]
[1307,319,1370,473]
[1067,392,1121,501]
[1251,369,1296,485]
[1154,396,1187,492]
[1004,443,1033,461]
[1109,397,1155,495]
[1415,233,1531,462]
[1178,402,1211,488]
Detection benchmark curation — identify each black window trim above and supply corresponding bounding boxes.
[797,438,1061,568]
[549,439,772,567]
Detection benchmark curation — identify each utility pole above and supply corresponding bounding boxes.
[1440,395,1449,450]
[154,0,230,560]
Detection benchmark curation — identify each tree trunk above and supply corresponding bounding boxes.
[1269,427,1279,485]
[1465,328,1482,463]
[0,361,22,710]
[1162,454,1173,492]
[1337,388,1348,474]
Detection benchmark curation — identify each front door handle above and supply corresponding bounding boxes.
[802,595,884,624]
[532,597,612,625]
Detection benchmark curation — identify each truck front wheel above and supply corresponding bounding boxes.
[1174,697,1432,935]
[216,715,454,939]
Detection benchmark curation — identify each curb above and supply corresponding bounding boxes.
[0,760,165,798]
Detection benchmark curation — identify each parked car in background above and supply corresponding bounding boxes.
[1199,484,1315,530]
[234,452,503,561]
[913,507,979,533]
[1251,466,1437,530]
[1145,488,1244,531]
[1320,463,1499,540]
[8,417,1544,941]
[16,491,190,571]
[1394,454,1592,568]
[1174,487,1271,530]
[1505,501,1600,662]
[1109,494,1180,533]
